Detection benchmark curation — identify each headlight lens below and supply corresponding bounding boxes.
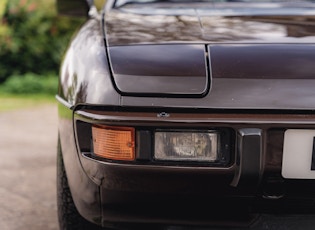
[154,130,220,162]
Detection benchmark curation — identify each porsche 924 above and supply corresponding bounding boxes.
[56,0,315,229]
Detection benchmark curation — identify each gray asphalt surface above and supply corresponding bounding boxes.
[0,104,58,230]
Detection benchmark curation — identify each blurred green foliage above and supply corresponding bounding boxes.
[0,0,8,18]
[0,73,58,95]
[0,0,85,83]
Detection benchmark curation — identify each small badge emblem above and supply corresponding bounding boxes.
[157,112,170,118]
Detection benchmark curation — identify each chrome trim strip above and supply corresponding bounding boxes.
[55,95,73,109]
[75,110,315,125]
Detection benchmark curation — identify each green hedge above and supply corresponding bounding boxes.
[0,0,84,83]
[0,73,58,95]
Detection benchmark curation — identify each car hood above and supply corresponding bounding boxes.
[104,4,315,109]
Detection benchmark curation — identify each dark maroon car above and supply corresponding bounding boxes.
[56,0,315,229]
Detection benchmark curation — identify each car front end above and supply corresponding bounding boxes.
[56,0,315,229]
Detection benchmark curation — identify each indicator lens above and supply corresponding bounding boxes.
[92,125,135,161]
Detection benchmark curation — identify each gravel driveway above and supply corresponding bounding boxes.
[0,104,59,230]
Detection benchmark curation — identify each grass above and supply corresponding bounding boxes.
[0,73,58,112]
[0,93,56,112]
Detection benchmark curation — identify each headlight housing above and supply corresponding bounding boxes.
[76,118,232,166]
[154,130,226,163]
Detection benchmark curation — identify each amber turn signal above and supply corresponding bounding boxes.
[92,125,135,161]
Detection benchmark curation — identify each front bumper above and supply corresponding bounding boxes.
[73,106,315,227]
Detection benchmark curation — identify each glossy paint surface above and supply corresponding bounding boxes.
[102,4,315,110]
[58,103,101,224]
[59,18,120,106]
[119,44,315,110]
[210,44,315,79]
[105,5,315,45]
[108,44,209,96]
[58,3,315,110]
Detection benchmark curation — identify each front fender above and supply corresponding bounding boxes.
[58,17,120,107]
